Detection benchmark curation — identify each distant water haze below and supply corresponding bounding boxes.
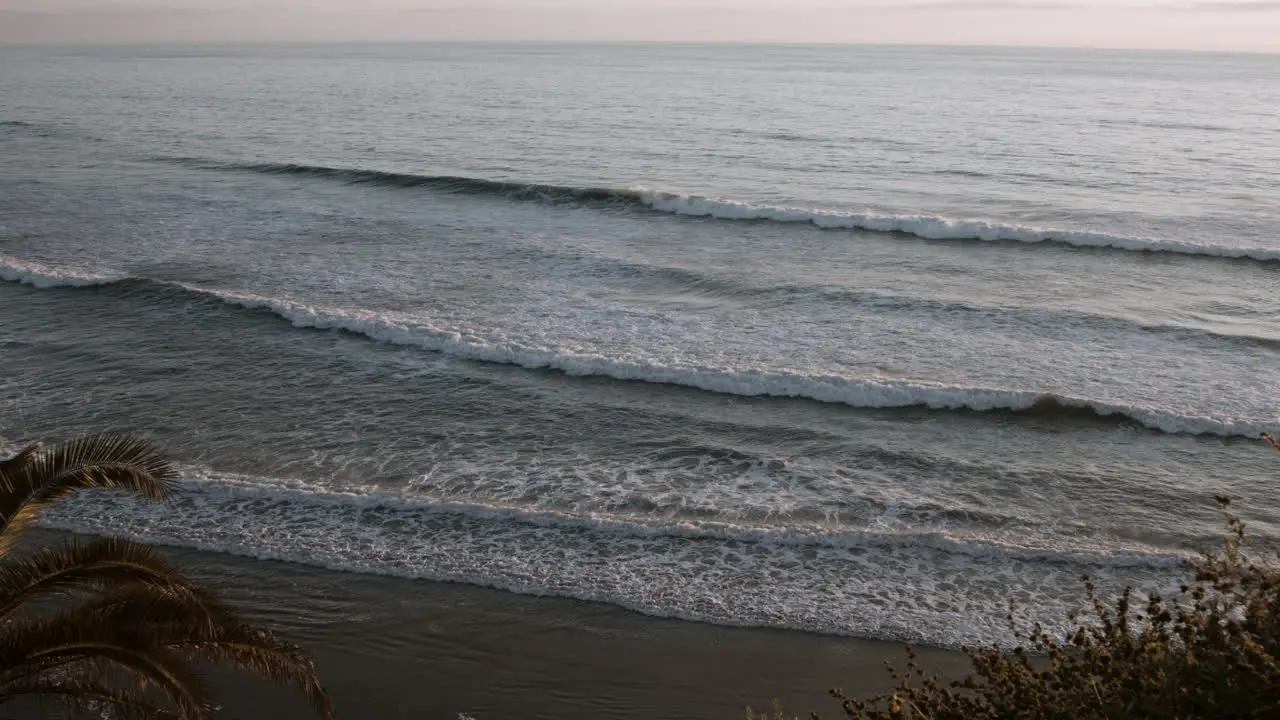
[2,0,1280,51]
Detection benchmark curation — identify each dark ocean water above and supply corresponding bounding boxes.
[1,43,1277,648]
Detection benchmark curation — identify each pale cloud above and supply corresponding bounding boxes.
[1,0,1278,50]
[1176,0,1280,9]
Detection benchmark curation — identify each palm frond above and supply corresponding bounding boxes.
[0,442,41,479]
[0,613,211,719]
[0,434,179,555]
[0,537,214,621]
[0,435,327,717]
[81,583,238,642]
[81,593,332,719]
[0,679,181,720]
[26,434,180,502]
[173,626,333,719]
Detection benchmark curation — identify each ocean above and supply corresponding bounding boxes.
[1,42,1277,650]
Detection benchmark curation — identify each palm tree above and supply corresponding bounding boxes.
[0,433,332,719]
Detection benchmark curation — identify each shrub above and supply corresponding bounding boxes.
[761,434,1280,720]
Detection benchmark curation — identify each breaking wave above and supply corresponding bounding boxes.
[2,256,1270,440]
[32,468,1190,647]
[172,159,1280,262]
[0,254,118,288]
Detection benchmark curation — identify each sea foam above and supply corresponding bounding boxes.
[205,286,1270,439]
[1,257,1271,439]
[0,257,1269,438]
[636,190,1280,262]
[33,467,1188,648]
[0,254,118,289]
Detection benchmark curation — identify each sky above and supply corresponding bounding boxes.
[1,0,1279,52]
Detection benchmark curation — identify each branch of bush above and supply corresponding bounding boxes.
[752,432,1280,720]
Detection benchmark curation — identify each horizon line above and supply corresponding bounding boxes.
[2,38,1278,56]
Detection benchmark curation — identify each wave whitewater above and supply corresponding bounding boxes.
[44,470,1188,570]
[179,159,1280,263]
[28,466,1191,646]
[2,255,1270,439]
[4,250,1274,353]
[0,255,117,288]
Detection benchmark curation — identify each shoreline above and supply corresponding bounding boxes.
[31,530,973,719]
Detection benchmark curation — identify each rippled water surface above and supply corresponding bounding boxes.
[1,43,1278,647]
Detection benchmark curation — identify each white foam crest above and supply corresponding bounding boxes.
[200,286,1269,439]
[149,471,1190,568]
[635,191,1280,262]
[0,266,1268,438]
[0,253,118,288]
[35,468,1191,647]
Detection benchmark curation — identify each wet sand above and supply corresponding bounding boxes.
[33,531,974,719]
